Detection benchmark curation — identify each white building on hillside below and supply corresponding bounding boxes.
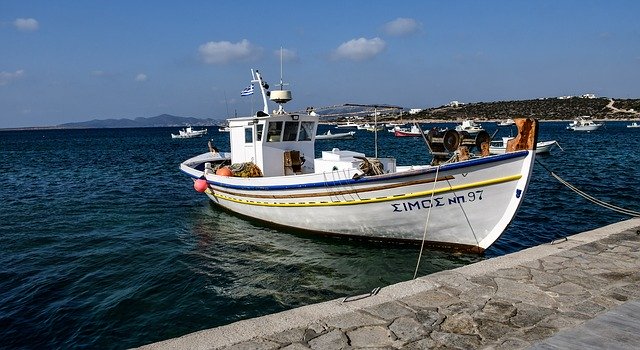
[409,108,423,115]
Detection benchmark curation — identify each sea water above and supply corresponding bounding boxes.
[1,121,637,349]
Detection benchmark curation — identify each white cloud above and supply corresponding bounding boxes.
[198,39,260,64]
[135,73,148,82]
[0,69,25,85]
[14,18,39,32]
[383,18,421,37]
[332,37,386,61]
[274,48,299,62]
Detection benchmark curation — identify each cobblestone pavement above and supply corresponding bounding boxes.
[140,219,640,350]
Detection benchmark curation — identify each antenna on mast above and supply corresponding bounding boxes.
[269,46,292,114]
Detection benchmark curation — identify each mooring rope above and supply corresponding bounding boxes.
[413,165,440,279]
[536,159,640,217]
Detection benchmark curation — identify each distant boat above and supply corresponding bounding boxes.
[171,126,208,139]
[393,124,423,137]
[497,119,515,126]
[335,121,360,129]
[315,130,356,140]
[490,137,560,155]
[627,122,640,128]
[358,123,384,131]
[566,116,603,131]
[455,120,484,134]
[218,126,231,132]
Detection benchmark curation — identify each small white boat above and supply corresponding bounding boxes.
[627,122,640,128]
[489,137,560,155]
[455,120,484,134]
[358,123,384,131]
[315,130,356,140]
[497,119,515,126]
[218,126,231,132]
[566,116,603,131]
[180,68,540,252]
[171,126,208,139]
[335,121,360,129]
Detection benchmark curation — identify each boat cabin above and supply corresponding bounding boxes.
[228,112,317,176]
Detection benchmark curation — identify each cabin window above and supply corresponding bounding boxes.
[299,121,314,141]
[266,121,283,142]
[283,121,299,141]
[244,127,253,143]
[256,124,264,141]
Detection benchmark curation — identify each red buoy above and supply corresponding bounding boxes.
[216,167,233,176]
[193,178,208,192]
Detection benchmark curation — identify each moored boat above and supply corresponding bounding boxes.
[490,137,560,155]
[455,120,484,134]
[180,69,539,252]
[171,126,208,138]
[315,130,356,140]
[566,116,603,131]
[627,122,640,128]
[393,124,423,137]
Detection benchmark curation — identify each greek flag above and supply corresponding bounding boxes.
[240,84,254,96]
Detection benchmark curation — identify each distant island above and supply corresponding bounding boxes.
[4,96,639,131]
[56,114,223,129]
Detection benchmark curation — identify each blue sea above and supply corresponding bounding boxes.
[1,121,638,349]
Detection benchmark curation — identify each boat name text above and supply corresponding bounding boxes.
[392,190,484,212]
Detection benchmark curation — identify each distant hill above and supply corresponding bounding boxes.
[57,114,223,129]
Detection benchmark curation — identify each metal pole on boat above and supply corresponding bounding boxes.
[374,106,378,158]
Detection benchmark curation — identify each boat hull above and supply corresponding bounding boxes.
[184,151,535,252]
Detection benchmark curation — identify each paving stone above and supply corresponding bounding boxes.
[324,311,385,330]
[346,325,396,348]
[493,277,557,308]
[439,312,477,334]
[266,328,306,344]
[415,308,444,329]
[430,330,481,349]
[363,300,414,321]
[509,303,555,328]
[388,316,427,342]
[401,289,461,309]
[308,329,346,350]
[280,343,310,350]
[475,298,517,323]
[475,319,517,342]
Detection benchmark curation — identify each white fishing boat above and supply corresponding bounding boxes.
[627,122,640,128]
[455,120,484,134]
[566,116,603,131]
[171,126,208,139]
[180,69,539,252]
[490,137,560,155]
[315,130,356,140]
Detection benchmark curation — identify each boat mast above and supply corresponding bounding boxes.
[252,69,270,114]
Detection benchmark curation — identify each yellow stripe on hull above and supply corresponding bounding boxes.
[207,174,522,208]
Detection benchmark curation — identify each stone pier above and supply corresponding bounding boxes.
[140,218,640,349]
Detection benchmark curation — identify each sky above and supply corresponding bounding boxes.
[1,0,639,128]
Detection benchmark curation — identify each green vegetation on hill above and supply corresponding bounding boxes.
[410,97,639,121]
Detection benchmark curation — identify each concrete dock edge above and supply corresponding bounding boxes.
[139,218,640,349]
